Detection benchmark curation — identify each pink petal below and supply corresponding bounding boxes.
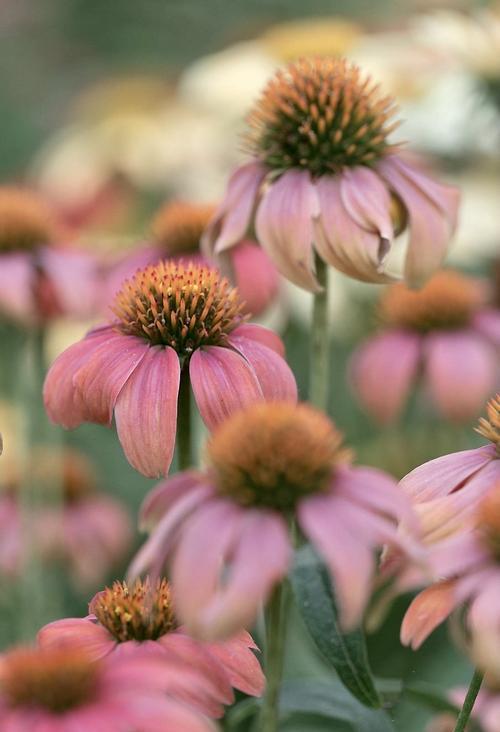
[114,345,180,477]
[228,335,297,403]
[340,166,393,240]
[230,323,285,356]
[377,155,460,286]
[204,162,267,255]
[109,691,216,732]
[139,470,205,532]
[73,333,147,425]
[472,308,500,347]
[37,618,115,660]
[230,240,280,317]
[399,444,496,502]
[0,252,33,322]
[39,247,99,319]
[203,632,265,697]
[189,346,263,431]
[314,175,397,284]
[350,330,421,423]
[400,581,458,649]
[424,331,497,422]
[255,170,321,292]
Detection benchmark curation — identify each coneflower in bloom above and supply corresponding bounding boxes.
[350,271,500,424]
[106,199,280,318]
[0,447,131,587]
[130,402,417,639]
[38,577,264,717]
[203,57,459,291]
[0,186,98,324]
[43,260,296,477]
[397,396,500,650]
[0,643,217,731]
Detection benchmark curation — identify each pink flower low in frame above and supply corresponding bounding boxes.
[43,260,297,478]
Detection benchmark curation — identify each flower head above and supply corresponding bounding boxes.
[351,272,499,423]
[0,187,56,252]
[151,200,216,256]
[44,260,296,478]
[477,395,500,452]
[203,56,460,291]
[131,402,417,638]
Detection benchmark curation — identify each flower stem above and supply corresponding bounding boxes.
[453,668,484,732]
[309,255,330,410]
[258,582,288,732]
[177,368,192,470]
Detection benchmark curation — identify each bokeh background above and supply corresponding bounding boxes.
[0,1,499,730]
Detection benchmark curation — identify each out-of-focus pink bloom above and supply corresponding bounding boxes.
[203,57,459,292]
[0,187,99,324]
[0,448,131,588]
[105,200,280,318]
[130,402,418,639]
[39,577,264,717]
[351,271,500,424]
[44,260,297,478]
[399,397,500,650]
[427,687,500,732]
[0,642,217,732]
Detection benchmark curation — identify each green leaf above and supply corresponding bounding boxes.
[291,545,381,708]
[404,682,460,715]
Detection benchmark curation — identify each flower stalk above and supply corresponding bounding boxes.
[258,582,289,732]
[177,368,192,470]
[453,668,484,732]
[309,255,330,410]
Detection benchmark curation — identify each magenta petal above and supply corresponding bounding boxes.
[228,335,297,403]
[340,167,393,239]
[39,247,98,318]
[255,170,321,292]
[114,346,180,477]
[139,470,205,532]
[0,252,33,322]
[190,346,263,431]
[472,308,500,347]
[37,618,114,660]
[350,330,421,423]
[424,331,497,422]
[230,240,280,316]
[230,324,285,356]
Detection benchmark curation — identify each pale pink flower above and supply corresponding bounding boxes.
[203,57,459,292]
[106,200,280,318]
[0,642,217,732]
[427,687,500,732]
[0,186,98,324]
[0,448,132,587]
[44,260,297,478]
[38,577,264,718]
[351,271,500,424]
[130,402,417,639]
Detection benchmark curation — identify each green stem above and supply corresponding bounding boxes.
[177,368,192,470]
[258,583,288,732]
[453,668,484,732]
[309,256,330,410]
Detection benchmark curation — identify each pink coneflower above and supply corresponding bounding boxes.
[38,577,264,718]
[350,271,500,424]
[203,57,459,291]
[0,448,131,587]
[106,200,280,318]
[399,397,500,650]
[0,643,217,731]
[130,402,417,639]
[43,260,297,478]
[0,187,98,324]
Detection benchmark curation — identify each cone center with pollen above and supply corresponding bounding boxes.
[476,396,500,454]
[0,187,56,252]
[2,647,98,713]
[113,261,245,355]
[477,484,500,560]
[91,579,177,642]
[245,56,399,175]
[379,271,483,333]
[207,402,351,511]
[151,201,216,256]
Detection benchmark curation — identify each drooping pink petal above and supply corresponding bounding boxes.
[114,345,180,477]
[468,569,500,630]
[377,154,460,286]
[230,240,280,317]
[139,470,205,532]
[399,444,496,502]
[0,252,33,322]
[314,175,397,284]
[430,531,490,579]
[400,581,459,650]
[204,162,267,255]
[39,247,99,319]
[424,331,497,422]
[340,167,393,240]
[37,618,115,660]
[73,333,147,425]
[350,330,421,423]
[189,346,263,431]
[228,334,297,403]
[110,690,217,732]
[229,323,285,356]
[472,308,500,347]
[255,170,321,292]
[203,631,265,697]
